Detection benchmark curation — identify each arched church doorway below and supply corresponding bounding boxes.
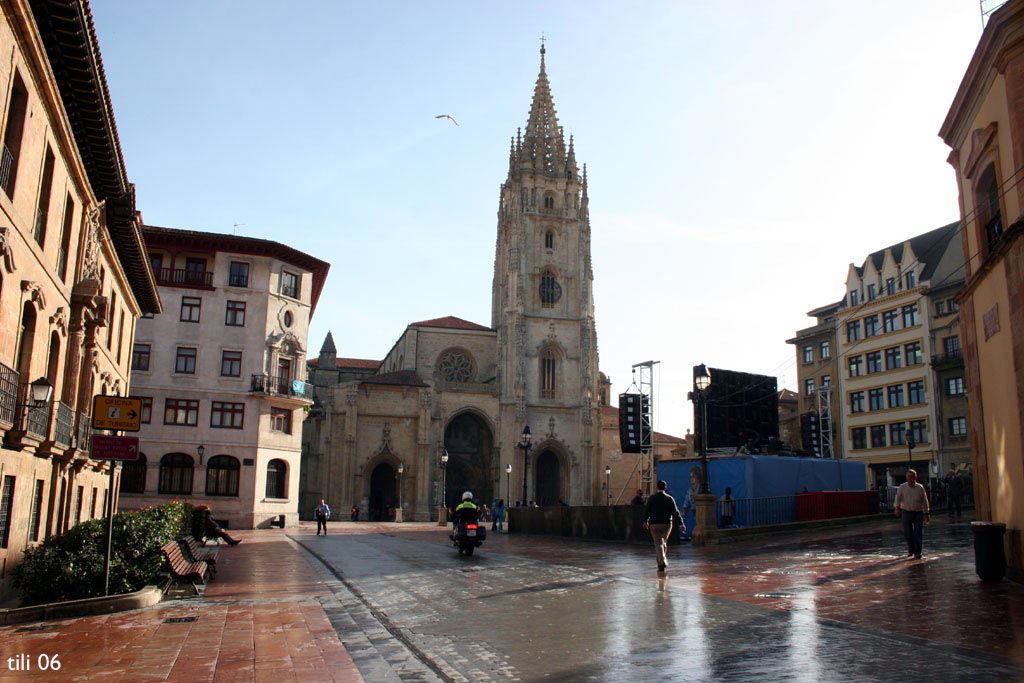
[369,463,397,521]
[535,450,562,506]
[443,412,493,508]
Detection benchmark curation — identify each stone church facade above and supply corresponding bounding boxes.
[301,48,603,521]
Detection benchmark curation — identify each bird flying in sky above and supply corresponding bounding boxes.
[435,114,459,126]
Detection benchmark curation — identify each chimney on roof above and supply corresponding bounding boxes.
[318,331,337,369]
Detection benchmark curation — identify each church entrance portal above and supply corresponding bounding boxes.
[535,450,562,505]
[444,413,493,508]
[369,463,397,521]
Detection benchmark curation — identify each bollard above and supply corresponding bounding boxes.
[971,521,1006,582]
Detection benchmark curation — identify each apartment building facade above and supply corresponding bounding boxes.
[120,227,327,529]
[0,0,161,597]
[939,0,1024,580]
[786,300,841,457]
[836,223,964,489]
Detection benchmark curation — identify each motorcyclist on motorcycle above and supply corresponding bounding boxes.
[451,491,479,526]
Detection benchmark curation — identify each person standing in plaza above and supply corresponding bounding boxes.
[643,480,685,572]
[314,499,331,535]
[944,469,964,518]
[895,469,930,559]
[494,499,507,532]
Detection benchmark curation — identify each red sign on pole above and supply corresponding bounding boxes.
[91,435,140,461]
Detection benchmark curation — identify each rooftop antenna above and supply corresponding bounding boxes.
[233,223,245,235]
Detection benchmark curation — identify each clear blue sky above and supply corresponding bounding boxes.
[91,1,985,438]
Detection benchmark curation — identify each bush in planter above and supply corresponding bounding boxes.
[12,500,194,605]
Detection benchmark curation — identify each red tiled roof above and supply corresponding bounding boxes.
[602,405,619,416]
[359,370,427,387]
[307,357,380,370]
[410,316,491,331]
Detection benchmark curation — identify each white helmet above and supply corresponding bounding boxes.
[462,491,473,500]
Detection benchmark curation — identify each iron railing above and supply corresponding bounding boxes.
[54,401,73,447]
[25,400,50,439]
[715,496,797,528]
[0,362,18,426]
[0,144,13,195]
[985,213,1003,251]
[155,267,213,288]
[250,373,312,400]
[76,412,91,454]
[33,209,47,244]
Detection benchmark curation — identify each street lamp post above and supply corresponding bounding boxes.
[605,466,611,505]
[907,433,916,471]
[505,463,512,503]
[688,364,716,546]
[517,426,532,505]
[396,462,404,522]
[690,364,712,493]
[197,444,205,466]
[437,449,449,526]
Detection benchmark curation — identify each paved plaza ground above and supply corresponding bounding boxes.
[0,516,1021,681]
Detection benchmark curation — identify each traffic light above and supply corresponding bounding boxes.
[800,412,821,457]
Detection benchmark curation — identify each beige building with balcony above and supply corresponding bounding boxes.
[786,300,842,457]
[0,0,161,598]
[940,0,1024,580]
[835,223,964,489]
[120,227,327,529]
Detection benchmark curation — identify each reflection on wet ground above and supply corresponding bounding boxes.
[298,516,1024,681]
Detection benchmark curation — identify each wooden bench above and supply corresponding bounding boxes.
[161,540,209,594]
[182,537,218,575]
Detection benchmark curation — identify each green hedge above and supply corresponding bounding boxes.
[11,500,197,605]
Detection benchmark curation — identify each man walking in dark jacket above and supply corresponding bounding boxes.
[643,480,685,572]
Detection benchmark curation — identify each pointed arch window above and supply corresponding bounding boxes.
[544,230,554,249]
[540,269,561,308]
[540,348,557,399]
[543,194,555,209]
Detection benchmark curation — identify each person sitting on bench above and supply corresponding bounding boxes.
[206,514,241,545]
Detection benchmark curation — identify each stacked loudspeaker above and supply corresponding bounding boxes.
[619,392,650,454]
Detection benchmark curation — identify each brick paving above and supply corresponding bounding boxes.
[0,531,363,682]
[0,517,1021,681]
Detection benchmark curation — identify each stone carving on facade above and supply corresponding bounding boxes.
[266,330,306,354]
[377,421,393,454]
[49,307,69,336]
[345,384,358,406]
[20,280,46,310]
[547,415,557,439]
[0,227,16,272]
[81,204,103,281]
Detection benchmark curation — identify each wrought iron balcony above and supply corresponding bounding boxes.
[930,348,964,369]
[25,400,50,439]
[251,373,313,400]
[0,361,18,426]
[985,213,1003,251]
[154,267,214,289]
[54,401,73,447]
[76,412,92,455]
[0,143,13,196]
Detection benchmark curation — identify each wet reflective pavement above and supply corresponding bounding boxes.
[0,517,1020,681]
[298,517,1024,681]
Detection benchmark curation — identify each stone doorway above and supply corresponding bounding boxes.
[443,412,493,508]
[369,462,397,521]
[535,450,562,506]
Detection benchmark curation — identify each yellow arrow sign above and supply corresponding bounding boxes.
[92,396,143,432]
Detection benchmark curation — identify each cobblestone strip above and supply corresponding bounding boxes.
[289,536,451,682]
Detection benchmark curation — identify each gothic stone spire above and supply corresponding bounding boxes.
[519,43,568,176]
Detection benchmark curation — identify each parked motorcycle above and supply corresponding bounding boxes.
[452,521,486,555]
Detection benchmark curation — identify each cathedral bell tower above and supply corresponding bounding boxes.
[492,45,600,505]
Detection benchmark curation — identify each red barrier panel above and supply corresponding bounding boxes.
[797,491,879,521]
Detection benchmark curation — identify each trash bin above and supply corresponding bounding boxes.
[971,521,1006,582]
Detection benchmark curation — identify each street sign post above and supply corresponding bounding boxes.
[91,435,140,461]
[92,396,143,432]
